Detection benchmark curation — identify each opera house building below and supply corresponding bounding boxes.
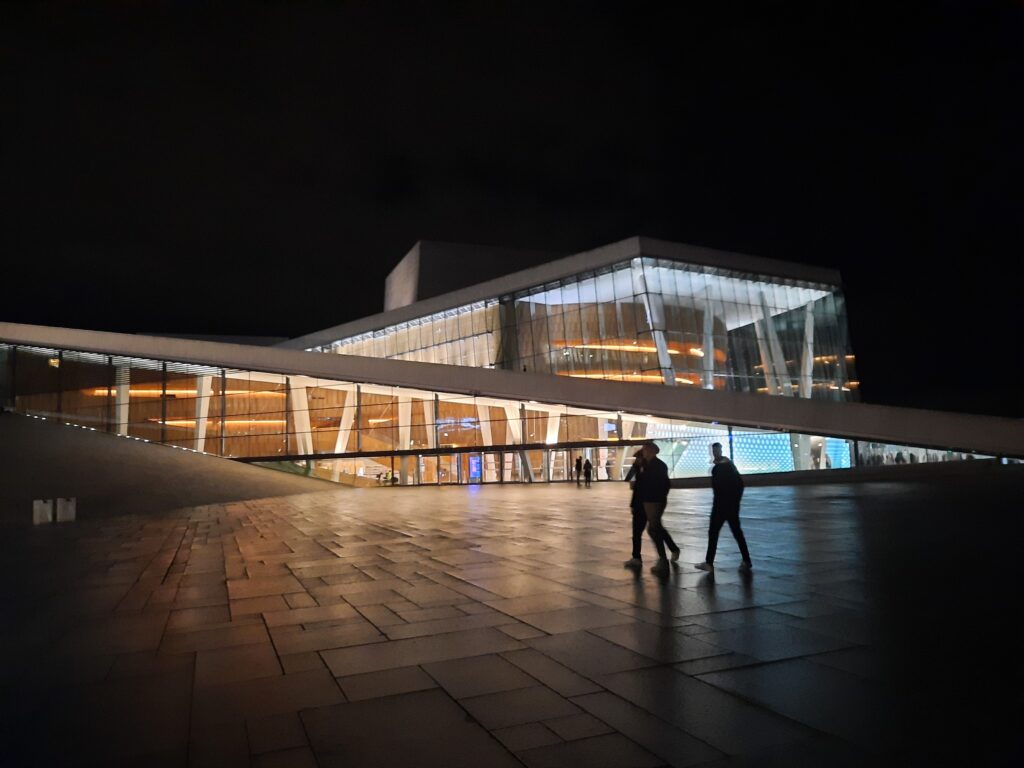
[2,237,1020,485]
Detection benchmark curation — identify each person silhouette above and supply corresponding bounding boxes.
[623,448,681,570]
[583,458,593,487]
[575,455,583,486]
[635,442,680,575]
[623,450,647,568]
[696,442,752,572]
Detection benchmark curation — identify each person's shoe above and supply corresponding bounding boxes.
[670,549,680,563]
[694,561,714,572]
[739,561,753,572]
[650,559,670,576]
[623,557,642,568]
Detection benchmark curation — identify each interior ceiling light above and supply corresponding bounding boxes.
[367,418,392,423]
[688,348,705,357]
[560,342,678,355]
[90,388,285,398]
[150,419,288,427]
[563,372,666,382]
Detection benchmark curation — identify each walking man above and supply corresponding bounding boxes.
[575,455,583,486]
[636,441,680,575]
[583,458,593,487]
[623,450,647,568]
[696,442,752,572]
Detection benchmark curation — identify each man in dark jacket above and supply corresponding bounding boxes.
[623,450,647,568]
[624,448,681,569]
[636,441,680,575]
[696,442,752,572]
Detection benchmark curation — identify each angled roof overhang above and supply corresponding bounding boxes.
[2,321,1019,458]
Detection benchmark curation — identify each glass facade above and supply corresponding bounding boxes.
[1,343,990,489]
[317,257,858,400]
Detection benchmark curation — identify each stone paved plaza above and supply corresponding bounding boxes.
[2,463,1022,767]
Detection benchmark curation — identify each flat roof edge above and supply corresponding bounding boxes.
[280,236,841,351]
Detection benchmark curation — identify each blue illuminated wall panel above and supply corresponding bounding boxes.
[731,430,795,474]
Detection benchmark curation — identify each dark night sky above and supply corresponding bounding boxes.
[1,2,1021,417]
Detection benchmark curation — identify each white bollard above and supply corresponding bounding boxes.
[55,497,77,522]
[32,499,54,525]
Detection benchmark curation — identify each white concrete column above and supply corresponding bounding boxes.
[798,301,815,399]
[702,295,716,390]
[330,386,357,482]
[195,375,212,452]
[478,403,493,446]
[758,291,793,397]
[333,387,356,455]
[753,320,777,394]
[631,258,676,386]
[115,365,130,436]
[504,404,523,443]
[287,379,313,455]
[422,398,436,449]
[398,396,412,450]
[545,412,561,444]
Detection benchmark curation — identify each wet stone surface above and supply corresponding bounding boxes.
[2,472,1022,766]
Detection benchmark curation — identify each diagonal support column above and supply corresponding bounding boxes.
[504,404,523,444]
[545,412,561,445]
[287,378,313,456]
[753,321,778,395]
[331,386,357,482]
[758,292,809,469]
[631,258,676,386]
[195,375,212,451]
[505,403,533,481]
[756,291,793,397]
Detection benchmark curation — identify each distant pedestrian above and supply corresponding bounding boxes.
[635,442,680,575]
[575,455,583,486]
[583,458,592,487]
[696,442,752,572]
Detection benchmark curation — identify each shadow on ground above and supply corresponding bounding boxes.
[1,415,1022,766]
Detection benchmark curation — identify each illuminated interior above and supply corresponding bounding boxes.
[318,257,857,400]
[3,343,990,489]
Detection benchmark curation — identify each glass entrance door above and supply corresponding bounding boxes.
[548,449,570,481]
[436,454,457,484]
[481,452,501,482]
